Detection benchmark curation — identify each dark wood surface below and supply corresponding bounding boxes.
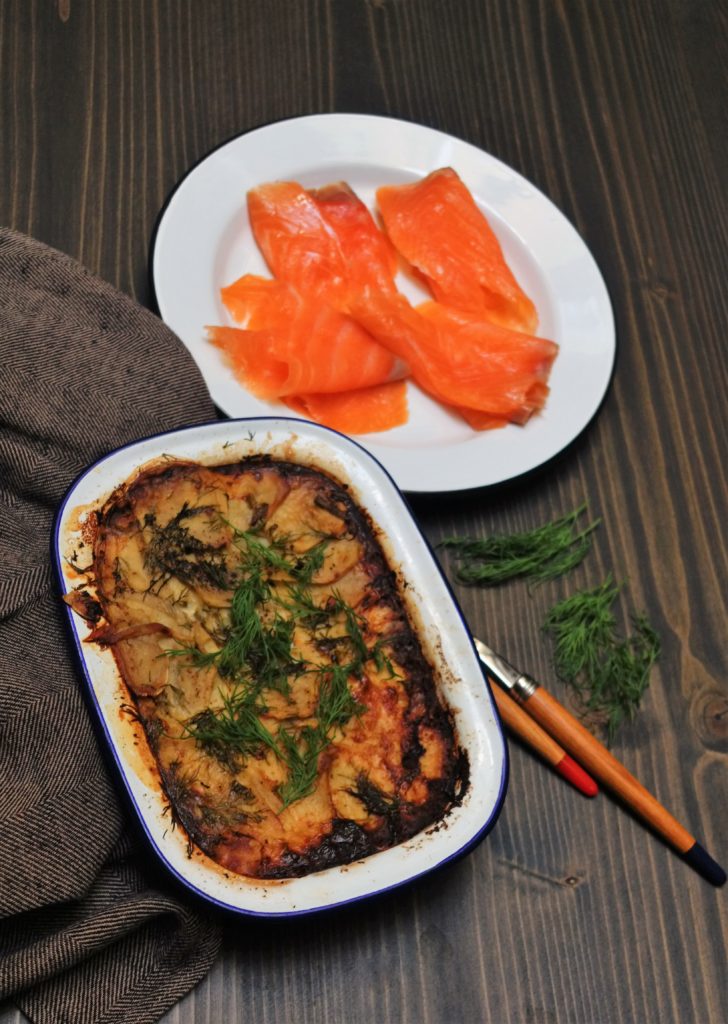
[2,1,727,1021]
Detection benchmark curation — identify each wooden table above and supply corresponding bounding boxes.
[2,2,726,1021]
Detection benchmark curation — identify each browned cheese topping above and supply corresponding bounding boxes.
[82,457,467,878]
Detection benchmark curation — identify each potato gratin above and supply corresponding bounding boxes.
[69,457,467,879]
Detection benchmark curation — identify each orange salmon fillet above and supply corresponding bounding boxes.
[247,181,348,306]
[220,274,292,329]
[351,295,557,426]
[377,168,538,334]
[283,380,408,435]
[309,182,398,299]
[210,173,553,436]
[207,298,395,400]
[247,181,397,309]
[217,274,400,398]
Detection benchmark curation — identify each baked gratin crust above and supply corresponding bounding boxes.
[71,456,467,879]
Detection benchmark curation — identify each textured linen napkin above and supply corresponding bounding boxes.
[0,228,223,1023]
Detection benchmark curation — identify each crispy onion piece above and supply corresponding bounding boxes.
[84,621,172,646]
[63,589,103,623]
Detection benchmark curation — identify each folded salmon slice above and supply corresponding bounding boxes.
[217,175,551,434]
[214,268,410,434]
[247,181,397,309]
[220,274,292,329]
[216,274,399,396]
[208,288,396,399]
[309,182,399,299]
[351,296,557,426]
[283,380,408,435]
[377,168,538,334]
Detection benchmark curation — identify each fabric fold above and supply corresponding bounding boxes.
[0,228,222,1024]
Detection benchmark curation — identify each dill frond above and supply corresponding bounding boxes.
[543,577,661,742]
[275,726,326,808]
[440,504,600,585]
[184,695,277,770]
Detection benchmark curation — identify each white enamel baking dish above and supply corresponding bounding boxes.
[54,418,508,916]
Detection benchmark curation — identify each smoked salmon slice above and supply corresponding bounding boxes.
[376,168,538,334]
[309,182,398,298]
[220,274,292,329]
[247,181,397,309]
[283,380,408,435]
[247,181,348,306]
[207,290,396,400]
[218,273,401,394]
[351,295,557,426]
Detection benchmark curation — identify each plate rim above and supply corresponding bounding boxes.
[53,416,509,917]
[149,112,617,493]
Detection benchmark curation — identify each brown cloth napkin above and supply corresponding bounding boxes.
[0,228,223,1023]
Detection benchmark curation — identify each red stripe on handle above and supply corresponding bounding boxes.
[555,753,599,798]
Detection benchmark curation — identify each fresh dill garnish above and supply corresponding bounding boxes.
[275,726,326,808]
[167,566,298,694]
[316,661,364,731]
[337,597,369,663]
[543,576,661,742]
[279,582,330,630]
[144,505,235,591]
[276,664,364,807]
[440,504,600,585]
[182,659,364,805]
[185,691,278,770]
[370,637,400,678]
[294,540,328,583]
[236,529,294,574]
[224,517,327,584]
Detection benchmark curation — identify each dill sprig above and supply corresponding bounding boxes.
[144,505,236,591]
[236,529,293,574]
[184,661,364,808]
[440,504,600,585]
[276,663,364,807]
[337,597,370,663]
[185,692,277,771]
[278,582,330,630]
[543,576,661,742]
[169,567,298,693]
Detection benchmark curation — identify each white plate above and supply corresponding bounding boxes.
[55,418,507,917]
[151,114,615,493]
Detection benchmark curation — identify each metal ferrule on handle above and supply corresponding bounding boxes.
[511,672,538,703]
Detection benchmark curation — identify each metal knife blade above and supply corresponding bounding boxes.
[474,638,538,703]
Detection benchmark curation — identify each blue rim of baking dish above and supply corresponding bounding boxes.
[52,416,509,917]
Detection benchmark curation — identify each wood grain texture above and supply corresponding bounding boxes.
[1,0,726,1021]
